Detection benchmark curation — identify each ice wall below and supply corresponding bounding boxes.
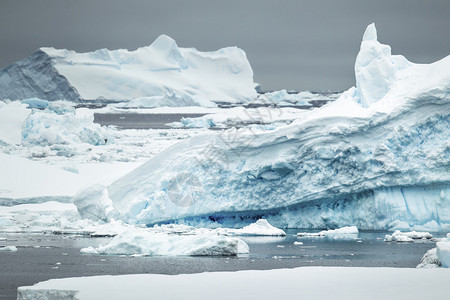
[0,35,257,104]
[79,24,450,230]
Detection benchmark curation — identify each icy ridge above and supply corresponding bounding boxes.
[77,24,450,230]
[0,50,81,101]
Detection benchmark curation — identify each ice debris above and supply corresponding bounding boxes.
[384,230,433,243]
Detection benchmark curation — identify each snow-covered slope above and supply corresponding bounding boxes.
[78,24,450,231]
[17,267,450,300]
[0,35,257,105]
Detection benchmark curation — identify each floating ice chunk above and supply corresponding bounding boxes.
[436,241,450,267]
[418,235,450,268]
[417,248,441,268]
[223,219,286,236]
[384,230,433,242]
[80,230,249,256]
[297,226,359,239]
[21,102,110,146]
[0,246,17,252]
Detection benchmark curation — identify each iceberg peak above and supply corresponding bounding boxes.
[149,34,179,51]
[355,23,397,107]
[362,23,377,41]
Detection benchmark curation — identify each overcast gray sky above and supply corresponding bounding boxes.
[1,0,449,91]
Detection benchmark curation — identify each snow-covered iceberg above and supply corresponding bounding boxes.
[297,226,359,239]
[384,230,433,242]
[0,35,257,105]
[80,229,249,256]
[77,24,450,231]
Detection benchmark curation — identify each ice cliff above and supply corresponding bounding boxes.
[78,24,450,231]
[0,35,257,105]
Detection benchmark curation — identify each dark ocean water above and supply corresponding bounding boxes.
[0,230,443,299]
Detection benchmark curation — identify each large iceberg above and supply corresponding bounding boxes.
[0,35,257,105]
[77,24,450,231]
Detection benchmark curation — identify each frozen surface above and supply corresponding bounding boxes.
[80,229,249,256]
[94,24,450,230]
[17,267,450,300]
[0,35,257,104]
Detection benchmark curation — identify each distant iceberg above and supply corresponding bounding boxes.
[77,24,450,231]
[0,35,257,105]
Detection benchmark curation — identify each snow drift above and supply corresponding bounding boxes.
[0,35,257,105]
[77,24,450,230]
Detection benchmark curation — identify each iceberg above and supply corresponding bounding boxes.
[80,229,249,256]
[76,24,450,230]
[21,100,111,146]
[0,35,257,105]
[384,230,433,242]
[297,226,359,239]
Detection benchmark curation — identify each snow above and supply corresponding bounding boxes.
[0,35,257,104]
[0,245,17,252]
[297,226,359,239]
[0,101,30,145]
[88,23,450,230]
[0,153,92,202]
[384,230,433,242]
[17,267,450,300]
[80,229,249,256]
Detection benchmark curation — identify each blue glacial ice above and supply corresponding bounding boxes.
[0,35,257,105]
[76,24,450,231]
